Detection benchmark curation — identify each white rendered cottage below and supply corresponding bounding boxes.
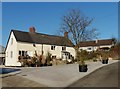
[78,39,115,52]
[5,27,75,66]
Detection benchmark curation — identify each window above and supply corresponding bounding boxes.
[19,51,21,56]
[11,51,13,58]
[11,38,13,45]
[62,46,66,51]
[33,43,36,47]
[19,50,27,56]
[87,48,92,50]
[51,45,55,50]
[68,55,71,59]
[22,51,25,56]
[52,56,56,59]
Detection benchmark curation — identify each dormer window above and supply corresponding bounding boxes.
[11,38,13,45]
[51,45,55,50]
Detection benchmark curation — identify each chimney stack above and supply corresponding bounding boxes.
[29,27,36,33]
[64,32,68,38]
[96,39,98,44]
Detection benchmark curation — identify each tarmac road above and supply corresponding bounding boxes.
[66,61,119,88]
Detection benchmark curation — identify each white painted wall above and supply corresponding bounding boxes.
[5,32,75,66]
[79,46,95,52]
[99,45,112,48]
[66,47,76,58]
[5,32,21,66]
[79,45,113,52]
[17,42,75,60]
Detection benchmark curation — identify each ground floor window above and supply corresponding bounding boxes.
[19,50,27,56]
[52,56,56,59]
[87,47,92,51]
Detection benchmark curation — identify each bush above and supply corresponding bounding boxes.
[109,42,120,59]
[93,58,97,62]
[46,52,52,66]
[76,50,88,64]
[87,51,97,60]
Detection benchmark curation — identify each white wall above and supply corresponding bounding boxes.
[79,45,112,52]
[99,45,112,48]
[5,32,75,66]
[5,32,21,66]
[66,47,76,58]
[17,42,75,60]
[79,46,94,52]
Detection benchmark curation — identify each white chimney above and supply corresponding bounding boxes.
[96,39,98,44]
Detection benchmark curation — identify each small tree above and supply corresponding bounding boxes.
[76,50,88,65]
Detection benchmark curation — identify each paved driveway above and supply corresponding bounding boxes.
[1,60,119,87]
[17,60,119,87]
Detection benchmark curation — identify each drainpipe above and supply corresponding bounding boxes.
[42,44,43,55]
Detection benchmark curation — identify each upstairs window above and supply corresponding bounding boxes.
[51,45,55,50]
[11,38,13,45]
[62,46,66,51]
[11,51,13,58]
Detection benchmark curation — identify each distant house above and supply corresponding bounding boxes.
[0,45,5,65]
[5,27,75,66]
[78,39,115,52]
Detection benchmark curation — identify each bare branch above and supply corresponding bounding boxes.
[60,9,99,46]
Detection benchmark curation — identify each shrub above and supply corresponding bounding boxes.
[76,50,88,64]
[110,42,120,59]
[46,52,52,66]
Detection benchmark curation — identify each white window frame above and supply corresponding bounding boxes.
[51,45,55,50]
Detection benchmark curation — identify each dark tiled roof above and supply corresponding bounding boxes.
[79,39,113,47]
[12,30,74,47]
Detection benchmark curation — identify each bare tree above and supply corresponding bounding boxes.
[60,9,98,47]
